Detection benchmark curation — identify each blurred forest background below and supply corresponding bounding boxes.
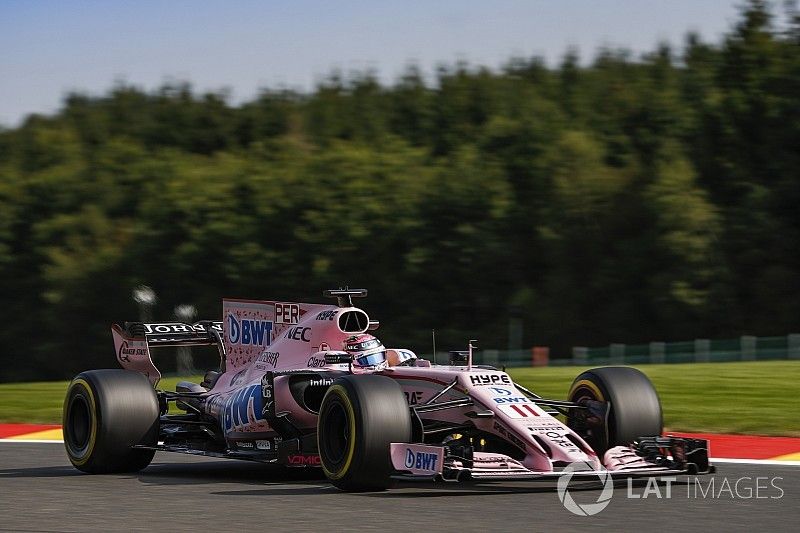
[0,2,798,381]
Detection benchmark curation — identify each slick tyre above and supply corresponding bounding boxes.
[317,375,412,491]
[63,369,159,473]
[567,366,662,454]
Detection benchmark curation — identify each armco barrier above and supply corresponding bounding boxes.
[571,334,799,366]
[422,333,800,368]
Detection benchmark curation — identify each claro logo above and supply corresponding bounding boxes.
[227,314,273,346]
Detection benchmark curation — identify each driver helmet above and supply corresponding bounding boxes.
[343,334,387,368]
[387,349,418,366]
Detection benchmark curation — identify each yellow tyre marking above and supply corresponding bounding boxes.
[569,379,605,401]
[320,384,357,481]
[65,378,98,466]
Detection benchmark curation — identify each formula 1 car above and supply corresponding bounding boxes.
[63,289,713,491]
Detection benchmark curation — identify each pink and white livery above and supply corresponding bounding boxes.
[63,289,713,491]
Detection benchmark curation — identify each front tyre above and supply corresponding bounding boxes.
[317,375,411,491]
[567,366,662,454]
[63,369,159,473]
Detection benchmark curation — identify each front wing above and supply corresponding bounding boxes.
[390,436,714,483]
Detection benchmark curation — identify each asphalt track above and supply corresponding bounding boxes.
[1,443,798,532]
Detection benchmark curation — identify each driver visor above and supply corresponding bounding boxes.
[355,350,387,367]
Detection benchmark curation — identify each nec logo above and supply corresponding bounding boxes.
[275,303,300,324]
[404,449,439,471]
[469,374,512,386]
[284,326,311,342]
[227,314,273,347]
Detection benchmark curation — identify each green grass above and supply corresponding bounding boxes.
[1,361,798,436]
[0,375,200,424]
[508,361,800,437]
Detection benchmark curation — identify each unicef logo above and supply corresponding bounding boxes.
[556,462,614,516]
[405,449,415,469]
[227,314,241,344]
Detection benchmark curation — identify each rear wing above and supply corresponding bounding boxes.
[112,321,224,386]
[124,321,224,347]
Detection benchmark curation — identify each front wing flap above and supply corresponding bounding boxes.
[390,436,713,483]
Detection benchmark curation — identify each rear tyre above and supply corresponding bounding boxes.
[63,369,159,473]
[317,375,411,491]
[567,366,662,454]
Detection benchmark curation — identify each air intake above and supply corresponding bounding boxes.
[338,310,369,333]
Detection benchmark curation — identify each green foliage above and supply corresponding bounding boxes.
[0,1,798,381]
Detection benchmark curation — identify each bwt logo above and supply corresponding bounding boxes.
[494,396,534,404]
[405,449,439,471]
[224,385,264,432]
[227,314,273,346]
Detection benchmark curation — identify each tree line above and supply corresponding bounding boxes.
[0,1,798,381]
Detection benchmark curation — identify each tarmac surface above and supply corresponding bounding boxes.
[0,442,798,532]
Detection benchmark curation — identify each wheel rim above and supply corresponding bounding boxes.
[66,393,91,455]
[568,382,609,452]
[321,398,350,469]
[568,386,596,436]
[572,385,599,403]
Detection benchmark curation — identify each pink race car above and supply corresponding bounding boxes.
[63,289,713,491]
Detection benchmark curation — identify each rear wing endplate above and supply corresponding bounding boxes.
[111,321,224,386]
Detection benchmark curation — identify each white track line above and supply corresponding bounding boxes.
[0,439,799,466]
[0,439,63,443]
[711,458,800,466]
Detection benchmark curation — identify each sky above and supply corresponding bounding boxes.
[0,0,744,128]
